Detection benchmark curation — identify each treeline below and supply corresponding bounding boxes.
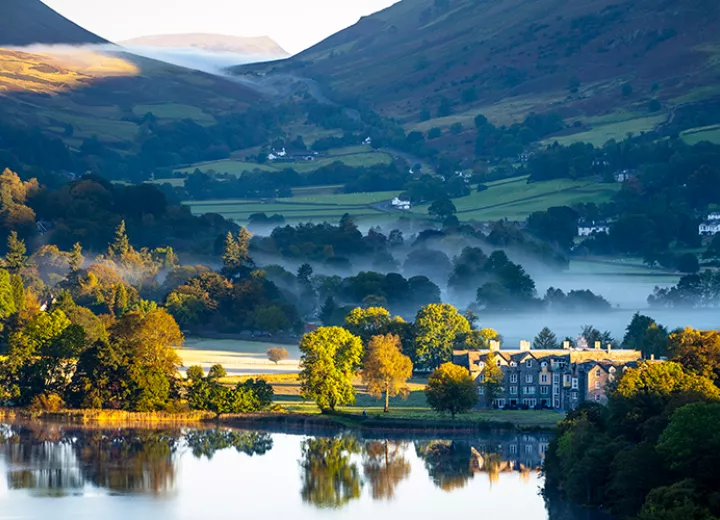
[0,168,237,256]
[544,326,720,520]
[0,227,278,413]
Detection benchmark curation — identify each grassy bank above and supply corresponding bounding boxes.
[0,408,215,425]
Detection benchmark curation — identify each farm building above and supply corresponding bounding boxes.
[391,197,411,210]
[578,221,610,236]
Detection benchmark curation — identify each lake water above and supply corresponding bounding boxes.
[0,422,599,520]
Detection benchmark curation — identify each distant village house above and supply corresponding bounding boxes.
[391,197,411,210]
[699,213,720,235]
[577,221,610,237]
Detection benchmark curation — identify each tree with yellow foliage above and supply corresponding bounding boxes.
[362,334,413,412]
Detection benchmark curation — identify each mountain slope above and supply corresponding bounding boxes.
[120,34,289,58]
[0,1,261,151]
[254,0,720,125]
[0,0,107,46]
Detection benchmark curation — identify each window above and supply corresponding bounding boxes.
[509,444,518,454]
[478,387,485,395]
[510,374,518,383]
[595,394,601,402]
[510,386,518,395]
[510,361,517,367]
[553,374,560,384]
[495,399,506,408]
[540,374,549,384]
[523,386,536,395]
[541,386,549,395]
[496,358,503,366]
[525,444,533,454]
[479,374,486,382]
[563,374,572,386]
[571,377,579,390]
[525,374,533,383]
[541,361,548,368]
[522,399,537,408]
[526,359,533,368]
[596,369,601,377]
[540,443,549,454]
[595,381,601,390]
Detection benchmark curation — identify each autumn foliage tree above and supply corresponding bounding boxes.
[425,363,478,418]
[267,347,289,365]
[361,334,413,412]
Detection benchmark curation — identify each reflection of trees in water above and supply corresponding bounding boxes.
[299,436,363,508]
[0,424,275,496]
[362,440,411,500]
[184,430,273,460]
[415,440,474,492]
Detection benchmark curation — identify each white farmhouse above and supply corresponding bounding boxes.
[391,197,411,210]
[267,153,277,161]
[699,219,720,235]
[578,222,610,237]
[363,137,372,145]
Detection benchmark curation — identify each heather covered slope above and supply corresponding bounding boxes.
[259,0,720,124]
[0,0,107,46]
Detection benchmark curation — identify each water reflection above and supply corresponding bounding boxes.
[299,436,362,508]
[0,423,274,496]
[0,423,561,519]
[362,440,411,500]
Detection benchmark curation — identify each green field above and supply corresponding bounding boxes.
[179,147,393,176]
[681,124,720,145]
[544,113,667,147]
[411,176,620,221]
[184,189,402,223]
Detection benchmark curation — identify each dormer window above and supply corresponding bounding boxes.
[526,359,533,368]
[496,358,503,367]
[541,361,548,368]
[510,361,517,367]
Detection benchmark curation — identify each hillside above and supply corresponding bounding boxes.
[120,34,289,59]
[247,0,720,129]
[0,0,107,46]
[0,1,261,152]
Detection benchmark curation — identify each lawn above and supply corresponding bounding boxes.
[250,374,562,428]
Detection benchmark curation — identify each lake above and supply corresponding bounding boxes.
[0,422,606,520]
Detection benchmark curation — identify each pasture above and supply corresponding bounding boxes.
[180,338,300,377]
[681,124,720,145]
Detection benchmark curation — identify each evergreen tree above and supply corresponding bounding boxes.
[222,228,254,279]
[108,220,131,258]
[69,242,84,273]
[533,327,559,349]
[4,232,27,273]
[114,284,129,316]
[320,296,339,326]
[9,274,25,312]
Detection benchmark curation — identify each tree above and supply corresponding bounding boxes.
[482,352,504,407]
[533,327,559,349]
[4,231,27,273]
[267,347,289,365]
[675,253,699,274]
[344,307,393,343]
[222,227,254,279]
[69,242,84,273]
[108,220,131,258]
[425,362,478,418]
[299,327,364,412]
[623,313,668,359]
[361,334,413,412]
[668,328,720,384]
[428,199,457,221]
[413,304,471,369]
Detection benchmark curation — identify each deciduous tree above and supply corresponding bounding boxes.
[413,304,470,369]
[362,334,413,412]
[299,327,364,412]
[267,347,289,365]
[425,362,478,418]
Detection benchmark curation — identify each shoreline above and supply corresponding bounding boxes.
[0,408,557,434]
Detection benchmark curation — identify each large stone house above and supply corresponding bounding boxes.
[453,341,643,411]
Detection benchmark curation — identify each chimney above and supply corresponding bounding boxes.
[489,340,500,352]
[594,341,601,350]
[520,340,531,352]
[650,354,655,361]
[607,344,612,354]
[563,341,570,350]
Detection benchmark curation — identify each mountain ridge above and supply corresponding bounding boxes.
[120,33,290,58]
[0,0,107,46]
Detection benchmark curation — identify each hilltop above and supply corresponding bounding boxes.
[0,0,107,46]
[120,33,289,59]
[243,0,720,131]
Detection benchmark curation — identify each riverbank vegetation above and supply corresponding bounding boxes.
[543,327,720,520]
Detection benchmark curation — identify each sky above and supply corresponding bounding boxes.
[42,0,400,54]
